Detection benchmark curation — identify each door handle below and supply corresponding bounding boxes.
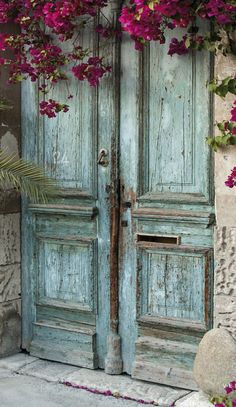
[97,148,109,167]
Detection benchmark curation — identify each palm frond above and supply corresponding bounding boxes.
[0,98,13,111]
[0,150,58,203]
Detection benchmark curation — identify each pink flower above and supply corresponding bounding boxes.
[225,168,236,188]
[39,99,69,118]
[231,101,236,123]
[72,57,111,86]
[225,381,236,394]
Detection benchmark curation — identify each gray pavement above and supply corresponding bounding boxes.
[0,353,210,407]
[0,373,142,407]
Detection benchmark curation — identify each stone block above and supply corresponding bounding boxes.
[214,227,236,337]
[0,214,20,265]
[19,359,78,382]
[65,369,189,406]
[214,227,236,296]
[0,129,19,156]
[175,392,212,407]
[0,264,21,303]
[0,189,20,214]
[215,295,236,339]
[194,328,236,398]
[0,353,38,372]
[0,299,21,357]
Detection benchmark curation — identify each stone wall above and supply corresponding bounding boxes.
[0,24,21,356]
[214,49,236,337]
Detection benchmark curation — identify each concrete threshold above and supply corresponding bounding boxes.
[0,353,211,407]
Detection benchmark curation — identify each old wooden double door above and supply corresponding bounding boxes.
[22,8,214,389]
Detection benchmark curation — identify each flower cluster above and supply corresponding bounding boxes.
[120,0,236,54]
[0,0,111,116]
[211,380,236,406]
[225,167,236,188]
[72,57,111,86]
[39,99,69,118]
[231,101,236,122]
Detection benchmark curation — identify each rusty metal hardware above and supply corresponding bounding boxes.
[97,148,109,167]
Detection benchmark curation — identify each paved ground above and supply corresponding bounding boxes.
[0,353,211,407]
[0,373,143,407]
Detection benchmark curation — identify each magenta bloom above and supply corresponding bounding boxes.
[225,168,236,188]
[231,101,236,123]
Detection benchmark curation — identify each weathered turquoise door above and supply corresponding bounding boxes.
[22,4,214,389]
[119,30,214,389]
[21,14,117,370]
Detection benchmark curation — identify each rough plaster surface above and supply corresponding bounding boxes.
[0,212,21,356]
[0,131,19,156]
[0,300,21,357]
[215,51,236,226]
[0,114,21,358]
[214,227,236,337]
[0,213,21,357]
[0,263,21,303]
[0,214,20,266]
[213,49,236,340]
[0,29,21,358]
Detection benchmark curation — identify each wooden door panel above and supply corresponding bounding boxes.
[25,208,99,368]
[139,39,213,203]
[37,237,97,310]
[42,84,97,195]
[137,246,213,325]
[30,323,97,368]
[132,243,213,389]
[41,27,97,195]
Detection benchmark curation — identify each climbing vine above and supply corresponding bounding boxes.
[0,1,236,185]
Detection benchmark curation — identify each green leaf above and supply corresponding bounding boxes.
[217,122,226,131]
[148,2,154,10]
[185,37,191,49]
[208,82,217,92]
[230,136,236,145]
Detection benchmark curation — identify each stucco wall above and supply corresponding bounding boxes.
[214,49,236,337]
[0,24,21,356]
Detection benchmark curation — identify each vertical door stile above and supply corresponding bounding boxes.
[104,0,123,375]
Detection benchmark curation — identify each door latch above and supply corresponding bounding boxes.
[97,148,109,167]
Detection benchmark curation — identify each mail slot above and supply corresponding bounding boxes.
[137,234,180,245]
